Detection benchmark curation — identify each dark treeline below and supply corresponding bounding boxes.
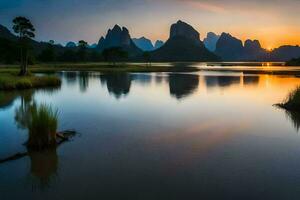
[0,38,131,64]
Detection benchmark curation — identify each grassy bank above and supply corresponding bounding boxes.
[0,73,61,90]
[277,86,300,111]
[0,63,200,73]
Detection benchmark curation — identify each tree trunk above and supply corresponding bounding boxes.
[19,47,25,76]
[19,48,28,76]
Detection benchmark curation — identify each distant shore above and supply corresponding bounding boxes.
[0,63,200,74]
[1,62,300,76]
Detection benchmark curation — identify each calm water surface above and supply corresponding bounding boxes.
[1,69,300,199]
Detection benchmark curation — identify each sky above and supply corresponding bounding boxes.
[1,0,300,49]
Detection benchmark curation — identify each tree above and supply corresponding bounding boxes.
[0,38,18,64]
[38,40,56,62]
[102,47,128,66]
[12,17,35,76]
[77,40,88,61]
[142,51,151,66]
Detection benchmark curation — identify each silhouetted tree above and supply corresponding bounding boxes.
[58,49,77,62]
[102,47,128,65]
[12,16,35,75]
[38,40,56,62]
[77,40,88,61]
[143,51,151,66]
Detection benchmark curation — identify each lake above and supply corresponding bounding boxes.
[1,67,300,199]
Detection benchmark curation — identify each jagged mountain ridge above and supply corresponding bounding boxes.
[97,25,142,57]
[150,20,220,61]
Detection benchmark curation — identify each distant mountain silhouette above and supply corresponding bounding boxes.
[215,33,270,61]
[0,24,66,57]
[1,23,300,62]
[66,41,77,48]
[97,25,142,57]
[243,39,267,60]
[270,45,300,61]
[203,32,220,52]
[88,43,98,49]
[154,40,164,49]
[169,73,199,99]
[132,37,154,51]
[150,20,219,62]
[100,73,132,99]
[215,33,244,61]
[0,24,17,40]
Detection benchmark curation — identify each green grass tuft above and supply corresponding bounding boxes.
[27,104,59,150]
[278,86,300,111]
[0,73,61,90]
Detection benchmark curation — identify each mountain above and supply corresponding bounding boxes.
[203,32,220,52]
[88,43,98,49]
[97,25,142,57]
[150,20,219,62]
[215,34,268,61]
[132,37,154,51]
[0,25,17,40]
[270,45,300,61]
[215,33,300,61]
[154,40,164,49]
[243,39,267,60]
[215,33,244,61]
[66,41,77,48]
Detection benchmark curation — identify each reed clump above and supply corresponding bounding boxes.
[26,104,59,150]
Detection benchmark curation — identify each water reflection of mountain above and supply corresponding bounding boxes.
[100,73,132,99]
[169,74,199,99]
[243,76,260,86]
[205,75,260,89]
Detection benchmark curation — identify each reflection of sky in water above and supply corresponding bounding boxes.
[1,71,300,199]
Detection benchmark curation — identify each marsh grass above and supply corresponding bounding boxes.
[26,104,59,150]
[277,86,300,111]
[0,63,200,74]
[0,73,61,90]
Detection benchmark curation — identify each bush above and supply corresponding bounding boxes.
[27,104,59,150]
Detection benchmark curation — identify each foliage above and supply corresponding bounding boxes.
[12,16,35,75]
[102,47,128,64]
[78,40,88,49]
[77,40,88,61]
[15,101,59,150]
[278,86,300,111]
[38,41,56,62]
[142,51,151,65]
[12,17,35,38]
[27,104,58,149]
[0,38,19,64]
[0,74,61,90]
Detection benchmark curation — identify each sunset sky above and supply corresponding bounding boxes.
[1,0,300,48]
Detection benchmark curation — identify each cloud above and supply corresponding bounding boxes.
[184,1,226,13]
